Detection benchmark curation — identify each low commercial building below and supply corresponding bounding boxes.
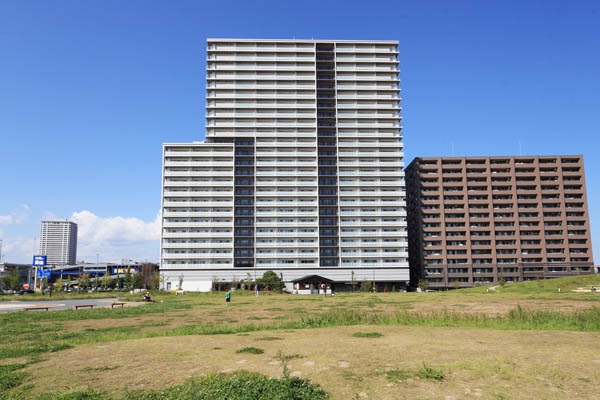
[0,263,33,291]
[48,262,157,278]
[406,155,594,289]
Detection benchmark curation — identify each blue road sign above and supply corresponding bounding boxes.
[36,269,51,279]
[33,255,47,267]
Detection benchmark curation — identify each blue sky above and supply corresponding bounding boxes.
[0,0,598,264]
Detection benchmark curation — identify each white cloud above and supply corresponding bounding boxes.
[0,210,161,264]
[70,210,161,263]
[0,205,29,226]
[0,236,34,263]
[71,210,161,242]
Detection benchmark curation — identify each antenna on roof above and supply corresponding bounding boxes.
[519,140,523,156]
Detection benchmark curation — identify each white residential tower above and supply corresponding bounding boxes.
[160,39,408,291]
[39,220,78,265]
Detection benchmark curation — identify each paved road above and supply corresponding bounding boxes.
[0,298,121,313]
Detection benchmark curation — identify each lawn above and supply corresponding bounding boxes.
[1,274,599,399]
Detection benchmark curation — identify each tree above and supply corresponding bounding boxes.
[54,278,64,292]
[123,269,133,289]
[240,273,253,290]
[152,272,160,290]
[159,273,166,291]
[10,272,22,291]
[350,271,357,292]
[79,273,91,290]
[92,274,101,289]
[359,280,372,293]
[418,279,429,292]
[139,263,156,289]
[498,277,507,288]
[178,274,184,290]
[101,273,110,290]
[107,276,117,289]
[257,270,284,291]
[1,274,11,291]
[132,272,143,289]
[1,271,22,291]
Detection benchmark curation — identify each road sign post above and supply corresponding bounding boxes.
[33,255,46,292]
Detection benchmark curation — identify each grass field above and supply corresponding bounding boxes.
[1,274,600,399]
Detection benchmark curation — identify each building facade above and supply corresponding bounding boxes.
[39,220,78,266]
[406,156,594,289]
[160,38,408,291]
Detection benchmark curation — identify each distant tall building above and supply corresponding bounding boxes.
[406,155,594,289]
[39,220,78,265]
[160,38,408,291]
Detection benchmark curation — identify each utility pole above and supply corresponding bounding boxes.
[33,237,38,292]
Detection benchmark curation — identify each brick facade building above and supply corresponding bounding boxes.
[406,156,594,289]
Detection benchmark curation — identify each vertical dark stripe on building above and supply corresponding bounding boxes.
[316,43,340,267]
[233,138,255,268]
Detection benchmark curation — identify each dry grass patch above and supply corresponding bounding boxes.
[24,325,600,399]
[410,299,598,316]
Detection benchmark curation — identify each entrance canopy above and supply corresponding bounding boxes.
[291,275,334,284]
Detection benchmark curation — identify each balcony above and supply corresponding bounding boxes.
[164,161,232,168]
[162,242,232,249]
[164,181,233,188]
[255,231,319,237]
[163,201,233,208]
[163,191,233,197]
[164,150,233,157]
[162,231,233,238]
[163,170,233,177]
[162,211,232,218]
[163,221,232,228]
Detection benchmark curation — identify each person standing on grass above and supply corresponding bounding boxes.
[225,288,231,307]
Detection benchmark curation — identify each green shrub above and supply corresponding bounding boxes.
[386,368,412,382]
[129,370,328,400]
[19,371,328,400]
[359,281,372,292]
[417,362,444,381]
[236,347,264,354]
[352,332,382,338]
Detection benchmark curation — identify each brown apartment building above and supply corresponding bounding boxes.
[405,155,594,289]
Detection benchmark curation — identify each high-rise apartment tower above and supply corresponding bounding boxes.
[160,39,408,291]
[406,155,594,289]
[39,220,78,265]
